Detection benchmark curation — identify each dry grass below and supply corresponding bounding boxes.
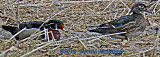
[0,0,159,57]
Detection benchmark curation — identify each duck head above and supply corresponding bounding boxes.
[130,3,151,14]
[44,19,65,41]
[44,19,66,31]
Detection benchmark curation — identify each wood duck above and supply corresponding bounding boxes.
[18,20,65,31]
[2,19,65,41]
[89,3,151,40]
[18,19,65,41]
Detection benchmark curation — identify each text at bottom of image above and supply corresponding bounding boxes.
[60,48,124,54]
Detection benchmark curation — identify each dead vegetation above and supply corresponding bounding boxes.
[0,0,160,57]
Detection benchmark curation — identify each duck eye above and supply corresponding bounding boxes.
[138,6,144,8]
[57,23,60,25]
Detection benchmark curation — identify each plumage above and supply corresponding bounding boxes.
[17,22,43,29]
[18,19,65,30]
[18,19,64,41]
[47,27,60,40]
[2,19,65,41]
[89,3,151,40]
[2,26,41,40]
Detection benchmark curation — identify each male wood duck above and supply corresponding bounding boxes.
[18,19,65,41]
[89,3,151,40]
[2,19,65,41]
[18,20,65,30]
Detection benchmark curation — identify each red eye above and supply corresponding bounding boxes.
[57,23,60,25]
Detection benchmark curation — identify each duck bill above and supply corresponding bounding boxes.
[62,28,67,31]
[61,24,67,31]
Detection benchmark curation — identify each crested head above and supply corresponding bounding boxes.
[45,19,65,30]
[130,3,149,14]
[48,19,64,25]
[132,3,146,8]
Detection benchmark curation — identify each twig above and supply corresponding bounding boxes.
[149,3,156,9]
[120,40,130,50]
[20,29,45,42]
[126,8,131,15]
[5,17,9,25]
[9,27,26,41]
[101,0,114,12]
[85,4,94,12]
[16,0,20,20]
[155,9,160,15]
[80,32,127,41]
[153,0,160,14]
[0,46,22,56]
[20,3,51,7]
[0,39,7,42]
[88,38,118,47]
[120,0,132,15]
[88,38,98,43]
[36,42,48,46]
[3,8,6,16]
[97,38,114,46]
[152,27,160,57]
[119,8,126,17]
[114,10,118,19]
[79,40,88,49]
[0,18,4,25]
[140,47,154,56]
[20,41,75,57]
[20,42,52,57]
[119,0,130,9]
[60,1,112,4]
[49,1,55,6]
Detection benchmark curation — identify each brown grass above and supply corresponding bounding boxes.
[0,0,159,57]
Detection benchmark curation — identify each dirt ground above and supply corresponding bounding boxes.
[0,0,159,57]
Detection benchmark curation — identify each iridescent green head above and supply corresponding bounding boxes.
[45,19,65,31]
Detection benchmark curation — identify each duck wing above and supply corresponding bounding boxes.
[108,15,137,32]
[89,15,136,34]
[108,15,135,27]
[89,23,119,34]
